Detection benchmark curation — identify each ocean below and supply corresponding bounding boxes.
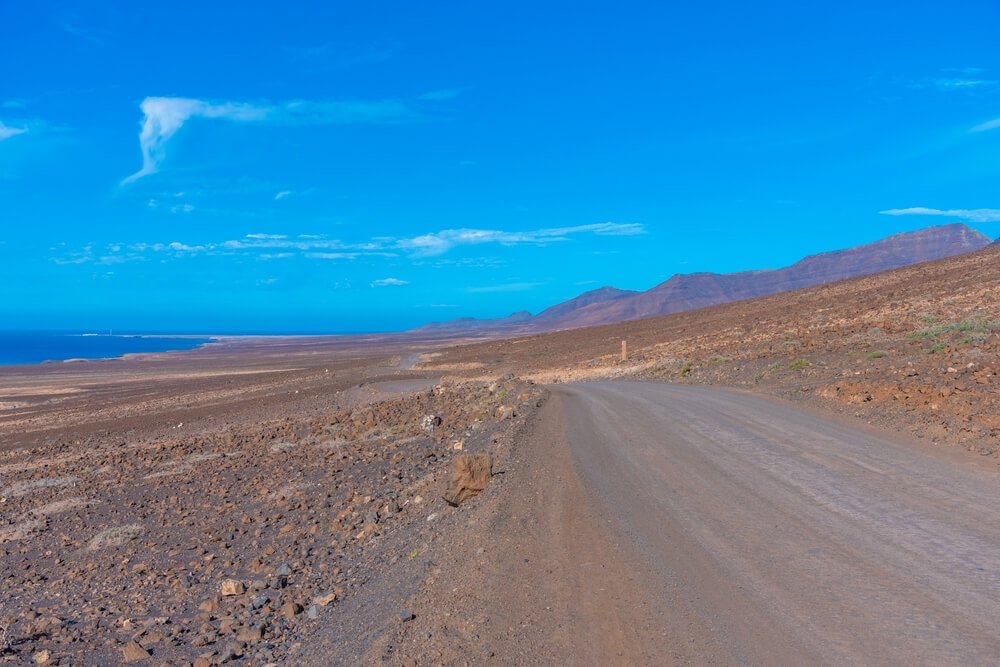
[0,331,216,366]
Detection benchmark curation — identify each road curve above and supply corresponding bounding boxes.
[556,381,1000,665]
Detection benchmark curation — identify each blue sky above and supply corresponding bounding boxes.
[2,1,1000,333]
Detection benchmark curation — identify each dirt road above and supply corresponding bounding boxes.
[553,381,1000,664]
[398,380,1000,665]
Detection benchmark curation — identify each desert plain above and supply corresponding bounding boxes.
[2,244,1000,665]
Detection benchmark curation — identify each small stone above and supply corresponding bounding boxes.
[398,610,415,622]
[250,594,270,610]
[275,563,292,577]
[193,658,212,667]
[122,640,151,663]
[220,579,245,596]
[426,513,438,522]
[420,415,441,434]
[220,642,244,662]
[280,602,303,619]
[313,592,337,607]
[236,625,263,643]
[307,604,318,620]
[33,650,51,665]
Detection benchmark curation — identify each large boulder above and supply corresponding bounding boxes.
[443,453,493,506]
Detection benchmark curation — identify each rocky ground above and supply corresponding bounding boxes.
[0,357,543,665]
[419,243,1000,463]
[3,243,999,665]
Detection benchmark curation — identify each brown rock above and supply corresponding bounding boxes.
[220,579,245,596]
[314,592,337,607]
[122,640,151,663]
[494,405,514,421]
[236,625,263,643]
[443,453,493,506]
[280,602,303,619]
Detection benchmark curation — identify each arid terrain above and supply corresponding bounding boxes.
[2,243,1000,665]
[421,242,1000,460]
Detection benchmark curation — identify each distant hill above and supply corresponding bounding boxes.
[413,223,992,333]
[532,286,639,324]
[413,310,533,333]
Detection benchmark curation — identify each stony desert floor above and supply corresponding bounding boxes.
[0,339,544,665]
[2,244,1000,665]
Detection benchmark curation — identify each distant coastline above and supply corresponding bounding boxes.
[0,331,219,366]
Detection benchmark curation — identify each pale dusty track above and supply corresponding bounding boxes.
[553,381,1000,665]
[395,381,1000,664]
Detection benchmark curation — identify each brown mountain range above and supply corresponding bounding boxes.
[415,223,992,333]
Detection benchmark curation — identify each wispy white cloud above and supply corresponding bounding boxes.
[371,277,409,287]
[396,222,645,257]
[0,121,27,141]
[879,207,1000,223]
[54,221,645,265]
[274,190,292,201]
[933,78,996,90]
[971,117,1000,133]
[122,96,418,184]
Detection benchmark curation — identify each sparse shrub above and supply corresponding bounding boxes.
[788,358,809,371]
[678,361,694,378]
[754,362,783,382]
[927,341,948,355]
[867,350,887,359]
[908,317,1000,349]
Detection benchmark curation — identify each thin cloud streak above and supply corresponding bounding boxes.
[122,95,419,184]
[53,222,645,265]
[396,222,645,257]
[971,117,1000,133]
[933,78,996,90]
[0,121,28,141]
[371,277,409,287]
[879,207,1000,223]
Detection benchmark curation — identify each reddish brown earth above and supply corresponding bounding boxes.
[2,241,1000,665]
[421,242,1000,460]
[0,338,545,665]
